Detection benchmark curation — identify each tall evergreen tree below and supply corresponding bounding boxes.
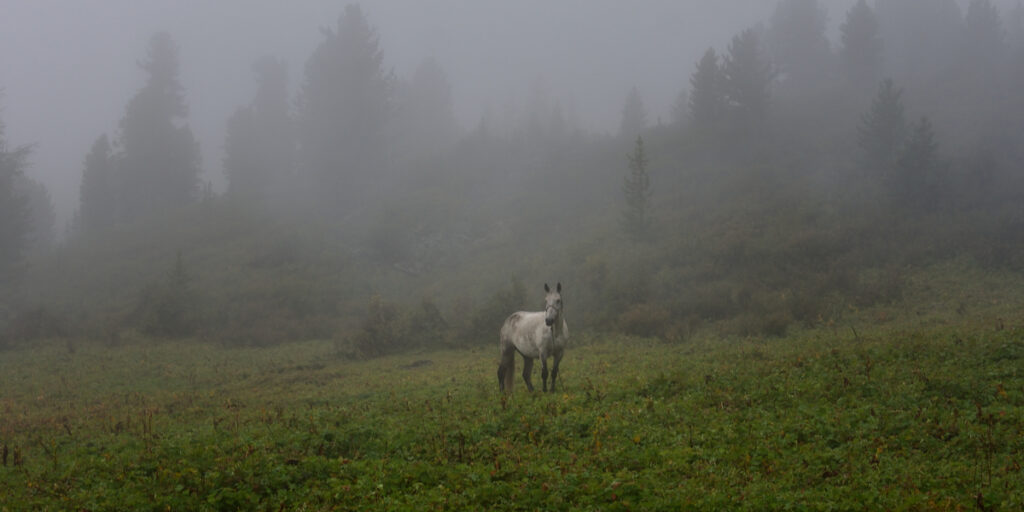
[895,116,939,204]
[840,0,883,88]
[875,0,963,84]
[16,175,55,252]
[964,0,1005,71]
[0,117,30,269]
[392,57,459,164]
[670,88,689,126]
[297,4,392,211]
[688,47,726,132]
[768,0,832,89]
[619,86,648,140]
[0,112,31,321]
[78,134,118,234]
[118,32,201,219]
[723,28,773,129]
[857,79,907,176]
[224,56,294,197]
[622,136,652,242]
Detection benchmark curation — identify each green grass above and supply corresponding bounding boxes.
[2,320,1023,510]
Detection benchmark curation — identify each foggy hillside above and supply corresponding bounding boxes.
[3,0,1024,352]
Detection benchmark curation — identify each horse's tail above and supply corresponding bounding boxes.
[498,325,516,393]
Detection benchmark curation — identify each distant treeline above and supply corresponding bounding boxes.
[4,1,1024,352]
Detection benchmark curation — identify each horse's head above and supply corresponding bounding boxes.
[543,282,562,327]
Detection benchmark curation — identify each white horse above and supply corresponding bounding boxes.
[498,282,568,393]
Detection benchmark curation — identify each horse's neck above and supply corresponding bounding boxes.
[552,313,566,340]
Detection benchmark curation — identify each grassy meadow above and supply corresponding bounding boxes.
[2,287,1023,510]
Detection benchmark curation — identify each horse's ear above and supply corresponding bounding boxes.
[557,282,561,293]
[544,283,550,293]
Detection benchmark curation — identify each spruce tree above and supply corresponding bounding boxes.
[78,134,117,234]
[768,0,832,89]
[390,57,460,168]
[224,56,294,197]
[297,4,392,211]
[964,0,1005,72]
[0,115,30,285]
[688,48,726,132]
[857,79,907,176]
[16,176,55,252]
[118,32,201,219]
[840,0,883,88]
[619,86,648,140]
[0,112,31,327]
[896,116,939,205]
[723,28,773,129]
[622,136,652,242]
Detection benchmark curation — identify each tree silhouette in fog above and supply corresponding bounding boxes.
[619,86,648,140]
[688,47,726,134]
[297,4,392,213]
[224,56,294,198]
[622,136,652,243]
[768,0,832,91]
[117,32,201,219]
[894,116,940,207]
[840,0,883,90]
[723,27,773,133]
[0,114,31,288]
[77,134,117,234]
[857,79,906,177]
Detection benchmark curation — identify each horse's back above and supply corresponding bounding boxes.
[500,311,546,358]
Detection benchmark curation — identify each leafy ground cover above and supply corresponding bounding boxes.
[1,320,1022,510]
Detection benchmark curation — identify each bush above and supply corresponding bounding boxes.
[352,295,402,357]
[348,296,452,358]
[132,253,200,338]
[3,306,68,344]
[455,277,526,346]
[616,303,671,338]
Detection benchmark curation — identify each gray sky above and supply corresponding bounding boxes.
[0,0,908,226]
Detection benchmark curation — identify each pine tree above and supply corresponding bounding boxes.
[392,57,460,164]
[895,116,939,205]
[619,86,648,140]
[118,32,201,219]
[78,134,117,234]
[15,176,55,252]
[688,47,726,132]
[224,56,294,197]
[723,28,773,129]
[0,114,31,286]
[857,79,907,176]
[297,4,392,211]
[622,136,652,242]
[840,0,883,88]
[768,0,832,89]
[875,0,962,84]
[964,0,1005,72]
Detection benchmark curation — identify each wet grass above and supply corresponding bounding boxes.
[2,319,1023,510]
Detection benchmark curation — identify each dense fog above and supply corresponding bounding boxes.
[3,0,791,223]
[3,0,1024,350]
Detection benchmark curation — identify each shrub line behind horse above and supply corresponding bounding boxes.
[498,282,568,393]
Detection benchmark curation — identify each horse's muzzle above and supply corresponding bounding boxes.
[545,318,555,327]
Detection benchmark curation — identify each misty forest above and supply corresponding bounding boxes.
[2,0,1024,509]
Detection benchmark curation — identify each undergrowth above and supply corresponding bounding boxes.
[1,322,1022,510]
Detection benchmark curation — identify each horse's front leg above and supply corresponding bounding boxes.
[549,349,563,393]
[540,356,549,392]
[521,357,535,392]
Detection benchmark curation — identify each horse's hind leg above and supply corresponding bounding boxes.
[521,357,535,392]
[498,343,516,392]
